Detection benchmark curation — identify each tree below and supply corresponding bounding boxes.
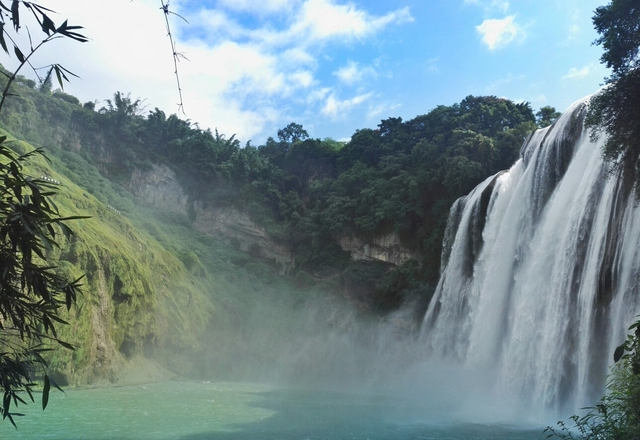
[592,0,640,76]
[586,0,640,194]
[277,122,309,144]
[0,1,87,426]
[536,106,561,127]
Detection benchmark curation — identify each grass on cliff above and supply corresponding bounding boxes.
[1,128,306,384]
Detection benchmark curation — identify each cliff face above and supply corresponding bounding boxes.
[128,164,418,271]
[128,164,293,272]
[41,183,213,387]
[191,203,293,273]
[128,164,188,215]
[339,234,417,266]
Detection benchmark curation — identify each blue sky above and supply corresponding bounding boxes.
[27,0,608,144]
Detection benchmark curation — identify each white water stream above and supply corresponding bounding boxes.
[422,98,640,421]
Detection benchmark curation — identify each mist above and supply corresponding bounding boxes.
[190,283,544,427]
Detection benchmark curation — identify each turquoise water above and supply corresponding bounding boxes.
[1,381,547,439]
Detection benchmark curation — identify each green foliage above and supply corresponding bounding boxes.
[587,0,640,195]
[546,318,640,439]
[277,122,309,144]
[0,1,88,426]
[52,90,80,106]
[592,0,640,77]
[0,1,87,111]
[0,140,84,426]
[587,69,640,190]
[0,59,539,318]
[17,132,279,382]
[536,106,562,127]
[342,259,425,314]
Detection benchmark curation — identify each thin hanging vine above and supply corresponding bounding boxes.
[160,0,188,115]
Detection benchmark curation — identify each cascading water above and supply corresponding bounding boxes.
[422,97,640,421]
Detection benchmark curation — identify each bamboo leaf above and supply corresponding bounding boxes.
[0,23,8,54]
[10,0,19,31]
[42,375,50,410]
[13,45,24,63]
[614,344,625,363]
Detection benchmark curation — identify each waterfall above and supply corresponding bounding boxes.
[421,98,640,420]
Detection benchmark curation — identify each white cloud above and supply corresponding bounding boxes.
[562,63,595,80]
[334,61,376,85]
[367,102,401,120]
[187,8,246,41]
[216,0,297,14]
[282,48,315,66]
[38,0,176,105]
[476,15,522,50]
[185,41,288,97]
[532,94,547,104]
[199,0,413,48]
[179,0,412,136]
[568,24,580,40]
[290,71,315,88]
[491,1,510,13]
[464,0,509,13]
[322,92,372,118]
[290,0,413,43]
[307,87,332,103]
[425,58,439,74]
[14,0,411,142]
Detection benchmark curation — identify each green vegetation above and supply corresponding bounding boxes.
[0,69,553,315]
[0,139,84,425]
[0,125,312,387]
[536,105,562,127]
[0,1,89,425]
[0,3,563,410]
[546,318,640,439]
[586,0,640,195]
[141,95,540,311]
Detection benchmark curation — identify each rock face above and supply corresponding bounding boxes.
[192,203,293,273]
[338,234,417,266]
[129,164,293,272]
[129,164,416,271]
[88,267,121,383]
[128,164,188,215]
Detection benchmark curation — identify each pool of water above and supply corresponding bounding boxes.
[1,381,548,439]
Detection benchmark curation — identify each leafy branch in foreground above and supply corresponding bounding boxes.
[0,1,88,427]
[0,1,87,112]
[0,139,87,426]
[545,318,640,440]
[160,0,188,115]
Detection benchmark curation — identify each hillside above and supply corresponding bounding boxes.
[0,67,557,384]
[0,128,315,385]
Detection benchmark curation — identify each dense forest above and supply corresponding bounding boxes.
[0,66,560,318]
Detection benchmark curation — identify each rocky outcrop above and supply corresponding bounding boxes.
[128,164,188,215]
[192,204,293,273]
[88,268,121,383]
[339,234,417,266]
[129,164,293,272]
[128,165,417,271]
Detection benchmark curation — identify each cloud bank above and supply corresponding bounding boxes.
[33,0,412,143]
